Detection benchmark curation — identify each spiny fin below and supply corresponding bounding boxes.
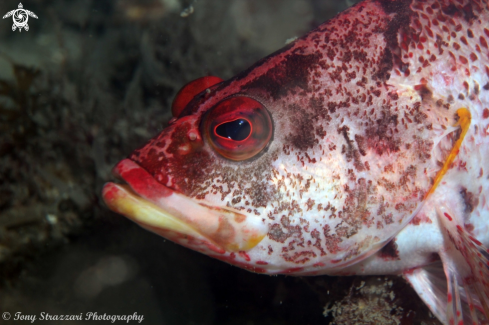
[446,268,464,325]
[404,262,448,324]
[437,207,489,324]
[404,261,488,324]
[425,108,471,199]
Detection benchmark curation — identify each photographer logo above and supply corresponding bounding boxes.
[2,3,38,32]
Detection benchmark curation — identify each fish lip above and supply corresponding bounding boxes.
[102,159,268,253]
[110,158,175,201]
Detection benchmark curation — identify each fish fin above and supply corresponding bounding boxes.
[404,262,448,324]
[445,265,464,325]
[462,281,481,325]
[426,108,471,199]
[404,261,488,324]
[436,206,489,324]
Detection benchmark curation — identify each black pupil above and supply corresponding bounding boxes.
[216,119,251,141]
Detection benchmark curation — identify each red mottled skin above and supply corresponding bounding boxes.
[103,0,489,324]
[113,159,173,199]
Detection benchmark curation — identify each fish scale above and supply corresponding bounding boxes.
[103,0,489,324]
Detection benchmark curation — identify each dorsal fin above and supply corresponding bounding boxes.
[171,76,223,117]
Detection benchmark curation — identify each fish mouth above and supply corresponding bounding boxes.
[102,159,267,254]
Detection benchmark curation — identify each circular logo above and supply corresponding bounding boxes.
[2,312,11,320]
[13,9,28,28]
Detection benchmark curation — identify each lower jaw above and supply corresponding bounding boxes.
[102,159,267,254]
[102,182,229,255]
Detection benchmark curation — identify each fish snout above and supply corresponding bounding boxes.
[102,159,267,255]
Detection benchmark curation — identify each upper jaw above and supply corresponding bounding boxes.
[102,159,268,254]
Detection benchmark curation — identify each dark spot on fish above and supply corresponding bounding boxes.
[442,4,457,16]
[388,92,399,100]
[460,187,479,214]
[378,239,400,260]
[441,2,477,22]
[323,224,342,254]
[311,229,327,256]
[462,3,476,23]
[483,108,489,118]
[374,46,393,81]
[376,0,413,80]
[340,178,373,230]
[268,224,289,243]
[355,134,367,156]
[377,0,411,14]
[342,49,352,63]
[268,216,302,243]
[414,84,433,100]
[287,105,316,150]
[474,83,480,95]
[339,126,365,171]
[309,96,331,121]
[428,253,440,263]
[241,51,322,100]
[365,108,400,155]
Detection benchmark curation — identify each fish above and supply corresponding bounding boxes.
[102,0,489,323]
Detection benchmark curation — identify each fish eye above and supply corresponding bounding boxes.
[215,118,251,141]
[203,97,272,161]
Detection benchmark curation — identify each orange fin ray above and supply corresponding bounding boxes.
[426,108,471,199]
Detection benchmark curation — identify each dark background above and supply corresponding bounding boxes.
[0,0,439,324]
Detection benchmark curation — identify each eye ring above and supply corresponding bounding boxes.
[203,96,272,161]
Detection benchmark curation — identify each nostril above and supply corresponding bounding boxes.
[177,144,192,155]
[188,130,198,141]
[168,117,178,125]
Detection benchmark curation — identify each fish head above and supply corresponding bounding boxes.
[103,0,441,275]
